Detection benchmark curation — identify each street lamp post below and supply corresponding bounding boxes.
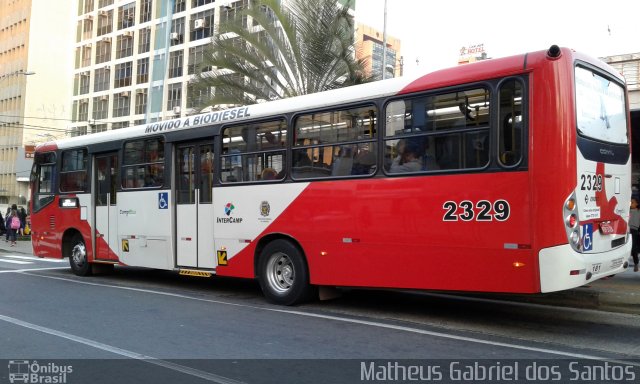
[381,0,388,80]
[0,70,36,81]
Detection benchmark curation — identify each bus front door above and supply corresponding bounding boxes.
[175,142,215,269]
[94,153,119,261]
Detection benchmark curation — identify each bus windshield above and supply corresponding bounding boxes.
[575,66,628,145]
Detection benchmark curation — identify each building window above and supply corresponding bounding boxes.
[113,93,131,117]
[70,126,88,137]
[72,101,79,122]
[94,67,110,92]
[95,39,111,64]
[92,96,109,120]
[93,124,108,133]
[112,121,130,130]
[170,17,185,46]
[187,45,211,74]
[81,45,92,67]
[78,100,89,122]
[97,9,113,36]
[187,85,213,109]
[82,18,93,40]
[167,83,182,110]
[221,0,248,28]
[138,27,151,54]
[79,73,90,95]
[118,2,136,30]
[191,0,213,8]
[174,0,186,13]
[98,0,113,8]
[140,0,152,23]
[83,0,94,13]
[114,62,132,88]
[135,90,147,115]
[137,57,149,84]
[168,50,183,78]
[116,34,134,58]
[190,10,214,41]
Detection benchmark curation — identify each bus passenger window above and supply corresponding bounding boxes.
[60,149,88,192]
[222,119,287,183]
[123,138,165,189]
[498,80,524,166]
[293,105,378,179]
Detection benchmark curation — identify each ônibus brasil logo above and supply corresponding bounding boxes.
[218,203,242,224]
[8,360,73,383]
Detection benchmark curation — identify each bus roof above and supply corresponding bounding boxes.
[38,46,617,152]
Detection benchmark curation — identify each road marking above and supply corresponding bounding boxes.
[0,259,31,264]
[0,267,69,274]
[4,255,67,263]
[22,272,640,364]
[0,314,246,384]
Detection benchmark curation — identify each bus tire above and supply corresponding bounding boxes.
[68,234,92,276]
[258,239,314,305]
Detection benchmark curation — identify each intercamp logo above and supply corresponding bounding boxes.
[7,360,73,384]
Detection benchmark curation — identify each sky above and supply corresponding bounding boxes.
[354,0,640,76]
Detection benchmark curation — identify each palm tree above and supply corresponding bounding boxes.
[189,0,368,110]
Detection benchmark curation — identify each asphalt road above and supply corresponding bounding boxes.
[1,251,639,383]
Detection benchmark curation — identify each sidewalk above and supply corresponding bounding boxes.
[0,237,637,313]
[0,236,33,255]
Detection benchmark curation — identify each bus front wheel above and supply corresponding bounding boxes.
[68,235,92,276]
[258,239,314,305]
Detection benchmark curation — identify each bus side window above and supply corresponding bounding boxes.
[498,79,524,166]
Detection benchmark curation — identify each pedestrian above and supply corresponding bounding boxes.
[630,197,640,272]
[4,208,10,243]
[7,208,20,246]
[0,210,5,236]
[17,206,27,236]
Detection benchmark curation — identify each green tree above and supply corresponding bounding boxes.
[189,0,368,110]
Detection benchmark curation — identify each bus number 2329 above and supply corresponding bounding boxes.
[442,200,511,222]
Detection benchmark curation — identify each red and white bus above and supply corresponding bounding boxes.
[30,46,632,305]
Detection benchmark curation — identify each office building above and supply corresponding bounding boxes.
[354,23,401,80]
[0,0,74,205]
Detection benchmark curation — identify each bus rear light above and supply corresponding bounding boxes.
[512,262,525,268]
[570,230,580,245]
[569,270,580,276]
[564,192,582,252]
[565,198,576,211]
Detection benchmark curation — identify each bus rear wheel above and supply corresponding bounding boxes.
[68,234,92,276]
[258,239,314,305]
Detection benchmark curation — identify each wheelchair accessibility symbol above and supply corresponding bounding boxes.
[158,192,168,209]
[582,223,593,251]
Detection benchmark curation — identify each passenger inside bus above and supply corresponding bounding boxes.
[331,146,354,176]
[389,140,422,173]
[261,167,277,180]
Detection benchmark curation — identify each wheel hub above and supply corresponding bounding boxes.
[72,243,86,267]
[267,253,294,293]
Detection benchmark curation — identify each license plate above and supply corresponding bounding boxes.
[599,222,615,235]
[592,263,602,273]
